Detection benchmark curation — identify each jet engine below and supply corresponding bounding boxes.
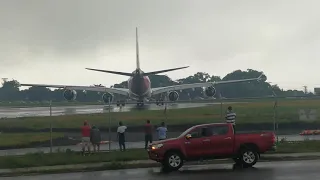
[204,86,216,97]
[63,89,77,101]
[102,92,114,104]
[168,91,179,102]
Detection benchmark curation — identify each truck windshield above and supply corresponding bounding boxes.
[178,126,194,138]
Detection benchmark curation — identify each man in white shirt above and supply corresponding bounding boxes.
[156,122,168,140]
[117,121,127,151]
[225,106,236,132]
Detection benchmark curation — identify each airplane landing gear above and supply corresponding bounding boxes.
[117,100,126,107]
[137,100,144,107]
[156,99,164,106]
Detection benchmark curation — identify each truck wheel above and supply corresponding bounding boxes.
[240,149,258,168]
[163,152,184,171]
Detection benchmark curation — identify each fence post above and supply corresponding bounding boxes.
[220,93,223,121]
[49,100,53,153]
[273,96,278,142]
[108,97,111,151]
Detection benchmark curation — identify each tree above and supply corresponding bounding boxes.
[0,69,308,102]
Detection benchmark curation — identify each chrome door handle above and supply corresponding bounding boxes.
[185,142,190,144]
[224,137,231,140]
[203,139,210,142]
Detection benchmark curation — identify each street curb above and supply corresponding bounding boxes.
[1,156,320,177]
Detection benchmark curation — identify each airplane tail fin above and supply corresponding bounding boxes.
[86,28,189,77]
[136,27,140,70]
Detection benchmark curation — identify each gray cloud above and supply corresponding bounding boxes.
[1,0,320,90]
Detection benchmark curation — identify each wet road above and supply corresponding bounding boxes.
[2,160,319,179]
[0,134,318,156]
[0,102,243,118]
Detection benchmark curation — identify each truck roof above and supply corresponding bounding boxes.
[192,123,229,128]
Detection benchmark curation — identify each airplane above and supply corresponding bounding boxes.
[20,28,265,107]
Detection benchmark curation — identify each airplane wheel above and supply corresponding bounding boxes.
[122,103,125,106]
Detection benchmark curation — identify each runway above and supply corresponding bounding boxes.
[0,102,243,118]
[2,159,319,179]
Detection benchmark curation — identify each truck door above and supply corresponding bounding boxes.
[206,124,234,156]
[183,127,208,158]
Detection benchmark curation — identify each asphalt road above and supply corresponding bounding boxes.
[0,102,242,118]
[2,160,319,179]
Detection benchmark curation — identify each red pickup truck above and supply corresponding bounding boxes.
[148,123,276,171]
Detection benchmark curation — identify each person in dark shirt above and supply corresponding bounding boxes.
[90,125,101,153]
[144,120,153,149]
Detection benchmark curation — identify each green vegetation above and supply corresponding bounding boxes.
[0,133,64,147]
[0,69,312,104]
[0,149,147,169]
[0,140,319,169]
[0,98,319,130]
[275,140,320,153]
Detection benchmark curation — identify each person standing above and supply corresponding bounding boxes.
[156,122,168,140]
[90,125,101,153]
[225,106,236,132]
[117,121,127,151]
[144,120,153,149]
[81,121,91,156]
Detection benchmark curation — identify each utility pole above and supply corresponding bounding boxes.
[303,86,308,94]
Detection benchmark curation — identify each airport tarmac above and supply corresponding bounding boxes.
[0,102,244,118]
[2,160,319,179]
[0,134,318,156]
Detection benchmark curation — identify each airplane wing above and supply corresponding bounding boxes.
[151,73,264,95]
[20,84,129,96]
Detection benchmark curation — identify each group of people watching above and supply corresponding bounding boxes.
[80,119,168,155]
[80,106,236,155]
[80,120,102,155]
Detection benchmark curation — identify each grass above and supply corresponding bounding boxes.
[275,140,320,153]
[0,98,320,130]
[0,133,64,147]
[0,140,319,169]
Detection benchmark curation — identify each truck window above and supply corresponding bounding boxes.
[201,127,213,137]
[188,127,209,138]
[191,127,213,137]
[190,128,201,138]
[209,125,229,135]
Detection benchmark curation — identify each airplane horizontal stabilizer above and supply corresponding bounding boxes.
[144,66,189,76]
[85,68,133,76]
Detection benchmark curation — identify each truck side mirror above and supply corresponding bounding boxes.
[186,134,192,139]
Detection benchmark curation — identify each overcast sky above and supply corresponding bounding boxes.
[1,0,319,92]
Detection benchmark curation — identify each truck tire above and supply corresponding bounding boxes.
[240,149,258,168]
[163,151,184,171]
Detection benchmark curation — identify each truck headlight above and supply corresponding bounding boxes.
[151,144,163,150]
